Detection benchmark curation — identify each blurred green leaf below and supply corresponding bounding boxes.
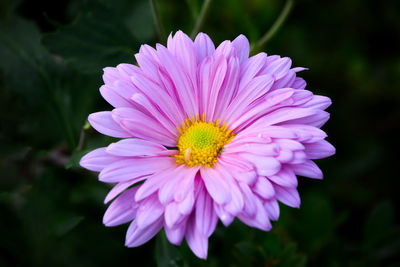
[155,231,186,267]
[364,200,395,249]
[42,3,140,73]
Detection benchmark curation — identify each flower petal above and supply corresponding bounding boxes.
[135,194,164,229]
[99,157,175,183]
[125,217,163,247]
[112,107,176,146]
[88,111,131,138]
[186,217,208,259]
[195,185,218,237]
[274,185,300,208]
[232,34,249,64]
[200,167,231,205]
[194,32,215,63]
[104,179,138,204]
[304,140,336,159]
[103,187,139,226]
[165,219,187,245]
[253,176,275,199]
[80,147,122,172]
[289,160,323,179]
[106,138,169,157]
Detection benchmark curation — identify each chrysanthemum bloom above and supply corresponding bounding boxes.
[80,31,335,259]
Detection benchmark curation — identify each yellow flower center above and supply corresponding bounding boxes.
[174,114,235,167]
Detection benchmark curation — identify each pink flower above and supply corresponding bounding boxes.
[80,31,335,259]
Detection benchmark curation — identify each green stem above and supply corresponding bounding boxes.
[190,0,213,39]
[251,0,294,55]
[150,0,166,43]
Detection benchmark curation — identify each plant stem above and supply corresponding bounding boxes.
[150,0,166,43]
[251,0,294,55]
[190,0,213,39]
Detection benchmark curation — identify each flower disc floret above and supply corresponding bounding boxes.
[175,114,234,167]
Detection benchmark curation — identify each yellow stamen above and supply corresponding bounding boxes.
[174,114,235,167]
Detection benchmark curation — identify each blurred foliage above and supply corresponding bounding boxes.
[1,0,399,266]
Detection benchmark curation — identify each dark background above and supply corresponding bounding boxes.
[1,0,399,266]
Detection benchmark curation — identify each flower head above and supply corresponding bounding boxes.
[80,31,335,259]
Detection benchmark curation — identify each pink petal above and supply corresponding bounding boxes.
[135,194,164,229]
[186,217,208,259]
[282,124,327,143]
[104,179,138,204]
[99,157,175,183]
[106,138,168,157]
[80,147,122,172]
[135,45,160,80]
[156,44,198,117]
[103,67,124,84]
[291,77,306,89]
[164,219,187,245]
[112,107,177,146]
[88,111,131,138]
[100,85,133,108]
[302,95,332,110]
[267,167,298,187]
[223,178,245,215]
[274,139,305,151]
[271,70,295,90]
[103,187,138,226]
[225,142,279,157]
[240,153,281,176]
[274,185,300,208]
[227,74,274,124]
[238,195,271,231]
[238,53,267,91]
[253,107,319,127]
[167,31,197,85]
[158,166,198,204]
[264,199,280,220]
[194,32,215,63]
[195,186,218,237]
[135,166,178,201]
[200,167,231,205]
[165,202,184,228]
[232,34,249,63]
[130,71,185,126]
[125,217,163,247]
[214,203,234,226]
[131,93,178,135]
[253,176,275,199]
[260,57,292,80]
[282,110,330,128]
[289,160,323,179]
[239,183,257,217]
[212,56,240,119]
[178,191,195,215]
[304,140,335,159]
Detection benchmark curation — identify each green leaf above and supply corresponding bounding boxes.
[42,3,140,73]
